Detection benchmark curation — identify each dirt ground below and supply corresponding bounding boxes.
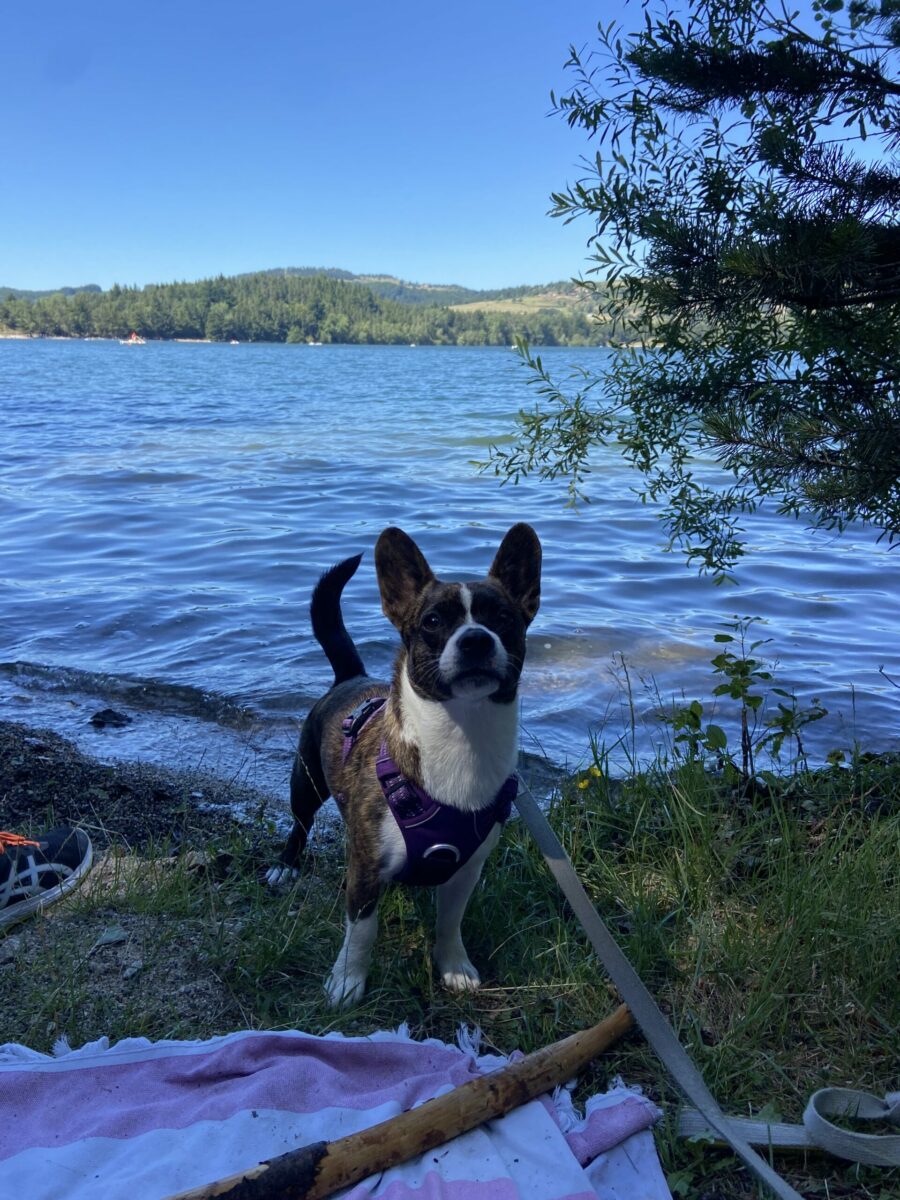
[0,718,276,851]
[0,718,285,1047]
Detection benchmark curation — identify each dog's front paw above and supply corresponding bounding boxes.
[436,953,481,993]
[264,864,299,889]
[324,968,367,1009]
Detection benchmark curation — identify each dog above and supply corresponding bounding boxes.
[268,523,541,1008]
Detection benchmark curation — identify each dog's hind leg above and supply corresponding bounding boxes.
[433,825,501,992]
[325,853,383,1008]
[266,728,328,887]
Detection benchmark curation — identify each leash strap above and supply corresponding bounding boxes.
[678,1088,900,1166]
[804,1088,900,1166]
[514,780,804,1200]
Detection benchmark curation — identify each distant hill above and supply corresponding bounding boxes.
[2,268,596,312]
[243,267,595,310]
[0,284,102,302]
[0,268,611,346]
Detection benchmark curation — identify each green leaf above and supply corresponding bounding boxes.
[705,724,728,750]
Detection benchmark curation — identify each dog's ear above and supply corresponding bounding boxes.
[488,523,542,625]
[375,527,436,630]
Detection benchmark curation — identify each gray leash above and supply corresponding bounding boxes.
[515,780,806,1200]
[679,1088,900,1167]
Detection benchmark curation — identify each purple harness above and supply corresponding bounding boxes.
[340,697,516,887]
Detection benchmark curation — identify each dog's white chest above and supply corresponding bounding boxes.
[397,672,518,811]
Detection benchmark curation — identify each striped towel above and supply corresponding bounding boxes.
[0,1026,670,1199]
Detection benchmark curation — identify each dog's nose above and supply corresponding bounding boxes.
[456,627,495,660]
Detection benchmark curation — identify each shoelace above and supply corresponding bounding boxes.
[0,832,41,855]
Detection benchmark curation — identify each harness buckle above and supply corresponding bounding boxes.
[342,696,386,740]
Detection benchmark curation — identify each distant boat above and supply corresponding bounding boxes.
[229,339,240,345]
[120,331,146,345]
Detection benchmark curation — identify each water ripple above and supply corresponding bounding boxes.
[1,338,898,777]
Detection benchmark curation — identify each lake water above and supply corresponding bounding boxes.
[1,338,898,804]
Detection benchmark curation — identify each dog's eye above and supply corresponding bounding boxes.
[475,601,511,631]
[422,611,442,632]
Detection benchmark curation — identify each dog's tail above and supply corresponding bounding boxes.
[310,553,367,684]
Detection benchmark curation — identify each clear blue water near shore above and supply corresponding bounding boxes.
[1,338,898,802]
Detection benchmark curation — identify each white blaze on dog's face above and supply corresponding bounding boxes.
[374,524,542,704]
[438,583,507,699]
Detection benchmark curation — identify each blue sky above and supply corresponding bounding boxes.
[3,2,612,292]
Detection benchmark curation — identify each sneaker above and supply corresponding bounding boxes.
[0,827,94,929]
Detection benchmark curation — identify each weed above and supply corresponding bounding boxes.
[664,616,828,783]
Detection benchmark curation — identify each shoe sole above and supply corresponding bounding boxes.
[0,836,94,930]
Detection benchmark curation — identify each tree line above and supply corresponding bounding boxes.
[0,271,608,346]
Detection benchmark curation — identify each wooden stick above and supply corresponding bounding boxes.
[167,1003,633,1200]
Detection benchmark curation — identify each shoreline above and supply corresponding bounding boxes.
[0,717,276,851]
[0,715,566,849]
[0,332,214,343]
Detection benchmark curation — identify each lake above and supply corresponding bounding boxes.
[1,338,898,802]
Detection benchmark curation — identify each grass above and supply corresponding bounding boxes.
[448,293,602,316]
[3,750,898,1198]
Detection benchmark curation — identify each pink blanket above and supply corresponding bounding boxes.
[1,1026,670,1199]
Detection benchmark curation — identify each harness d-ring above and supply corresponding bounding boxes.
[422,843,462,863]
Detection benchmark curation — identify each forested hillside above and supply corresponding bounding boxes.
[0,271,607,345]
[238,267,596,309]
[0,284,101,302]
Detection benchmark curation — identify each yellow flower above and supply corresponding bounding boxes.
[589,765,603,778]
[577,778,590,790]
